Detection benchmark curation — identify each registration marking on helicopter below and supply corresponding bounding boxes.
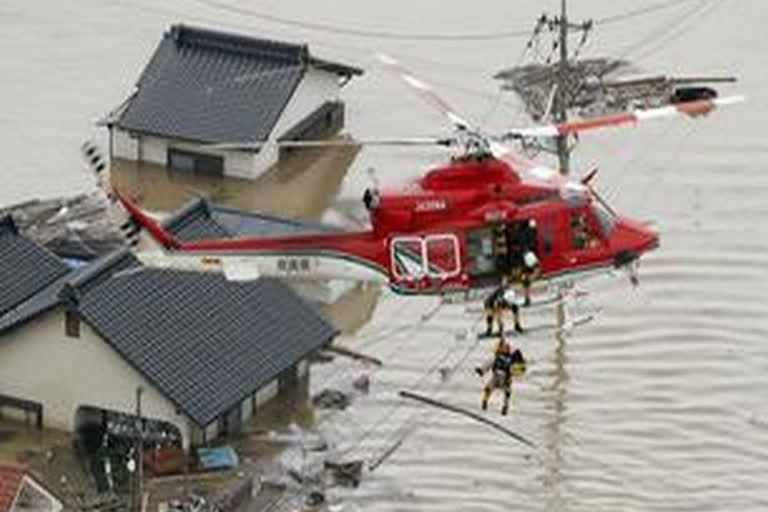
[414,199,448,212]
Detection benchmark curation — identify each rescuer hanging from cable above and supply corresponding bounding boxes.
[484,277,523,336]
[475,337,527,415]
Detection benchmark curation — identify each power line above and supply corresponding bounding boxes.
[630,0,725,61]
[189,0,710,43]
[595,0,705,26]
[194,0,531,41]
[613,0,714,61]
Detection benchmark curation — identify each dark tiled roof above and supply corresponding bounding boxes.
[0,215,70,317]
[116,24,360,144]
[77,272,337,426]
[163,198,342,242]
[162,198,232,242]
[0,248,140,336]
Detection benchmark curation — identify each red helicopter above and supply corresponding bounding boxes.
[111,55,743,305]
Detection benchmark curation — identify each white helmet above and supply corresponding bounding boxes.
[503,288,518,304]
[524,250,539,268]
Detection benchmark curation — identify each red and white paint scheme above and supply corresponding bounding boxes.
[507,95,745,139]
[111,55,742,301]
[114,155,659,299]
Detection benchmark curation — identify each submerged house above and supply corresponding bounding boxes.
[0,215,337,449]
[102,24,363,179]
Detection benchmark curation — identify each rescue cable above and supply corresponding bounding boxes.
[398,390,536,449]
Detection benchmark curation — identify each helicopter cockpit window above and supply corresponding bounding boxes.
[570,212,599,250]
[592,201,616,237]
[560,182,588,207]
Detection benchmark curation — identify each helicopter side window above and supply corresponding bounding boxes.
[570,212,599,250]
[592,202,616,237]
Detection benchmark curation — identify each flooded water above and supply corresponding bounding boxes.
[2,0,768,510]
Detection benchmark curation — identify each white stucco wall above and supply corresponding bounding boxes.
[0,308,193,447]
[111,127,139,160]
[297,359,309,379]
[137,134,166,164]
[110,129,256,178]
[255,381,278,407]
[241,394,254,422]
[273,67,341,138]
[247,67,342,179]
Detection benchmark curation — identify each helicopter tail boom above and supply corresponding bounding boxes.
[114,189,180,250]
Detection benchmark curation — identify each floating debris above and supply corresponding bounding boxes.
[312,390,350,410]
[352,374,370,393]
[304,490,326,510]
[197,445,239,470]
[324,460,363,488]
[1,192,125,261]
[325,345,383,366]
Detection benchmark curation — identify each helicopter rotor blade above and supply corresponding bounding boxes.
[588,183,617,217]
[501,95,745,140]
[207,137,455,151]
[377,53,473,131]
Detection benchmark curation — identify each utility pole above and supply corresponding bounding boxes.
[556,0,570,176]
[134,387,144,512]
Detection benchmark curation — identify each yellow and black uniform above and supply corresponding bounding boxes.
[476,340,526,415]
[484,285,522,336]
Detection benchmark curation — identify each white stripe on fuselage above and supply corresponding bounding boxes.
[134,250,388,283]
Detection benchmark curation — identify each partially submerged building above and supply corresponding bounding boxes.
[102,24,363,179]
[0,215,338,449]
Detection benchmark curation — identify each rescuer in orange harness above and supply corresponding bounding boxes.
[475,337,526,415]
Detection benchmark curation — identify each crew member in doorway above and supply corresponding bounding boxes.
[516,218,540,306]
[484,279,523,336]
[520,249,540,306]
[475,337,527,415]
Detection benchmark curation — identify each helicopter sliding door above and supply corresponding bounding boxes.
[390,234,461,286]
[465,221,539,287]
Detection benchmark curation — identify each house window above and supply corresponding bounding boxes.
[65,310,80,338]
[167,149,223,176]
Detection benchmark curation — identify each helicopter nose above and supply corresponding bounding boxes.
[638,220,660,251]
[611,218,660,266]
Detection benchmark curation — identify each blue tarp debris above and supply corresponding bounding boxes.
[197,445,239,470]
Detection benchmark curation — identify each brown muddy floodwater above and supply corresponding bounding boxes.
[109,144,360,217]
[1,1,768,511]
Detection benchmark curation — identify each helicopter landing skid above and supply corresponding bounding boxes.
[476,310,598,339]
